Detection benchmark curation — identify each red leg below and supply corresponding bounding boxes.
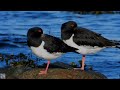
[38,60,50,75]
[80,55,85,70]
[74,55,85,70]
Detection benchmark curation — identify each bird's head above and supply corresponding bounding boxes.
[27,27,43,39]
[61,21,77,31]
[27,27,43,47]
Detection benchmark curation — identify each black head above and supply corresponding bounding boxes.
[61,21,77,30]
[27,27,43,38]
[61,21,77,40]
[27,27,43,47]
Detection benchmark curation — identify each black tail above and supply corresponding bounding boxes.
[116,46,120,49]
[111,40,120,45]
[111,40,120,49]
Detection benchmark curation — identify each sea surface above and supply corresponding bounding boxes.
[0,11,120,79]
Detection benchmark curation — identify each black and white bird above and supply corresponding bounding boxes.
[61,21,120,70]
[27,27,77,75]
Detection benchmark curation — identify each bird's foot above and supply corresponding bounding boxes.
[74,67,84,71]
[38,70,47,75]
[80,67,84,71]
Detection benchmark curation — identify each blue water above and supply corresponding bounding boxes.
[0,11,120,79]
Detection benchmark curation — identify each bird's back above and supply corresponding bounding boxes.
[73,27,116,47]
[41,34,77,53]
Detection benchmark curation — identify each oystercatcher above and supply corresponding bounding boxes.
[27,27,77,75]
[61,21,120,70]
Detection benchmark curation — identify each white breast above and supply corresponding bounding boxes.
[30,41,63,60]
[63,34,105,55]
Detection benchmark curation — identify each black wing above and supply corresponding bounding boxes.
[42,34,77,53]
[73,27,115,47]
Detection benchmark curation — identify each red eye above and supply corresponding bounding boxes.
[71,24,74,27]
[38,30,41,32]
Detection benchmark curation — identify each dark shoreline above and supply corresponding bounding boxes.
[0,53,107,79]
[0,65,107,79]
[70,11,120,14]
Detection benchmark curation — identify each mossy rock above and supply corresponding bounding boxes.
[6,68,107,79]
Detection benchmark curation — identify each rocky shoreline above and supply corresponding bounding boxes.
[0,53,107,79]
[0,66,107,79]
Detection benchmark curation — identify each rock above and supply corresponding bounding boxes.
[5,68,107,79]
[0,60,107,79]
[0,53,107,79]
[0,65,33,79]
